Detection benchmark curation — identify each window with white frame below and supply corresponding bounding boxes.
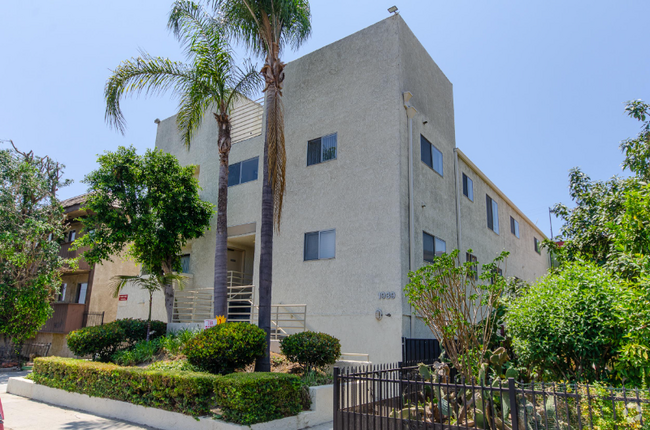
[462,173,473,201]
[423,232,446,263]
[304,229,336,260]
[420,135,443,176]
[510,216,520,238]
[486,194,499,234]
[76,283,88,304]
[307,133,337,166]
[228,157,259,186]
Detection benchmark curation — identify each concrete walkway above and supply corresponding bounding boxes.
[1,370,334,430]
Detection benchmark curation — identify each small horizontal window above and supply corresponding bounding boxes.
[423,232,446,263]
[420,135,443,176]
[510,216,520,238]
[307,133,337,166]
[228,157,259,186]
[304,229,336,260]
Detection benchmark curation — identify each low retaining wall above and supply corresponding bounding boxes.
[7,377,332,430]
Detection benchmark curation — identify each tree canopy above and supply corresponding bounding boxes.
[0,141,69,343]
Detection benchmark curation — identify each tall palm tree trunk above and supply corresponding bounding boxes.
[162,260,175,323]
[213,115,232,319]
[147,290,153,341]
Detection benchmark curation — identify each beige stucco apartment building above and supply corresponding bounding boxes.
[155,15,551,364]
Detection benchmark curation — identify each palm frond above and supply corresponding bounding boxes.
[104,53,194,133]
[110,273,188,298]
[176,80,215,148]
[225,60,263,109]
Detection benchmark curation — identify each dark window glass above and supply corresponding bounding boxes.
[511,217,520,238]
[486,195,493,229]
[466,253,479,280]
[534,238,541,254]
[240,157,258,184]
[180,254,191,273]
[228,162,241,186]
[307,139,321,166]
[463,174,473,201]
[304,232,319,261]
[423,232,435,262]
[486,194,499,233]
[307,134,337,166]
[421,136,433,169]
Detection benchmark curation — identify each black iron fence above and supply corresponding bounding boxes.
[83,311,105,327]
[402,337,442,365]
[0,341,51,364]
[333,363,650,430]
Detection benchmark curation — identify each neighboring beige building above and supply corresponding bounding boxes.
[35,194,140,357]
[155,15,551,363]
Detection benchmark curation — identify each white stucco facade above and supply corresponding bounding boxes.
[154,15,551,364]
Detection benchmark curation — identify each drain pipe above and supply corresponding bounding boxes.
[453,148,462,251]
[404,92,417,338]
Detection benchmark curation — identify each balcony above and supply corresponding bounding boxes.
[59,242,92,271]
[39,303,86,333]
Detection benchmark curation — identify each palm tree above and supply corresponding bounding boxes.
[212,0,311,371]
[104,0,261,321]
[110,273,187,341]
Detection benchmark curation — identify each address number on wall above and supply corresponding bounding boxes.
[378,291,396,299]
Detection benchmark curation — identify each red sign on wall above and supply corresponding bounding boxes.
[118,294,128,302]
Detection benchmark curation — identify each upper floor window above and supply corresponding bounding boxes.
[180,254,191,273]
[304,229,336,261]
[421,136,443,176]
[423,232,446,262]
[58,283,67,302]
[466,252,478,280]
[486,194,499,234]
[228,157,259,186]
[534,237,541,254]
[67,230,76,242]
[76,282,88,304]
[462,173,473,201]
[510,216,520,238]
[307,133,337,166]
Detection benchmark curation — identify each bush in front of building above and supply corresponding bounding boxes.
[183,322,266,375]
[32,357,217,416]
[213,372,303,424]
[66,318,166,361]
[280,331,341,372]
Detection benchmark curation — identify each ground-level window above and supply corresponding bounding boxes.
[466,252,478,280]
[510,216,520,238]
[423,232,446,262]
[228,157,259,186]
[304,229,336,260]
[307,133,337,166]
[180,254,191,273]
[462,173,473,201]
[486,194,499,234]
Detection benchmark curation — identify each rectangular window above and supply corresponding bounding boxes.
[534,237,541,254]
[510,217,520,238]
[180,254,191,273]
[420,136,443,176]
[423,232,446,263]
[490,267,504,285]
[68,230,76,242]
[228,157,259,186]
[58,283,67,302]
[307,133,337,166]
[486,195,499,234]
[76,283,88,304]
[466,252,478,280]
[304,229,336,260]
[462,173,473,201]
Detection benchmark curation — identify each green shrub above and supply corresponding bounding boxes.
[66,319,166,362]
[183,323,266,375]
[506,261,632,382]
[159,328,199,358]
[147,359,199,372]
[281,331,341,372]
[32,357,217,416]
[111,338,162,366]
[213,372,303,424]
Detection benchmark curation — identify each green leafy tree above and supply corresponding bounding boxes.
[76,146,213,322]
[110,273,187,341]
[213,0,312,372]
[0,141,69,346]
[104,0,261,320]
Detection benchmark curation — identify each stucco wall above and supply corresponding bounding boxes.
[91,252,141,323]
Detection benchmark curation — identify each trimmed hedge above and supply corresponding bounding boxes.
[183,322,266,374]
[32,357,217,416]
[214,372,303,425]
[67,319,166,361]
[281,331,341,371]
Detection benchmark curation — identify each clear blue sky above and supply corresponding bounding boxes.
[2,1,649,238]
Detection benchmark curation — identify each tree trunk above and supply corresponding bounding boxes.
[146,290,153,341]
[163,282,174,323]
[213,114,232,320]
[255,90,275,372]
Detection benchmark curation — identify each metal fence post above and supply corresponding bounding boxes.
[333,366,340,430]
[508,377,519,430]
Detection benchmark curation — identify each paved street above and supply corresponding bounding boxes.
[0,370,333,430]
